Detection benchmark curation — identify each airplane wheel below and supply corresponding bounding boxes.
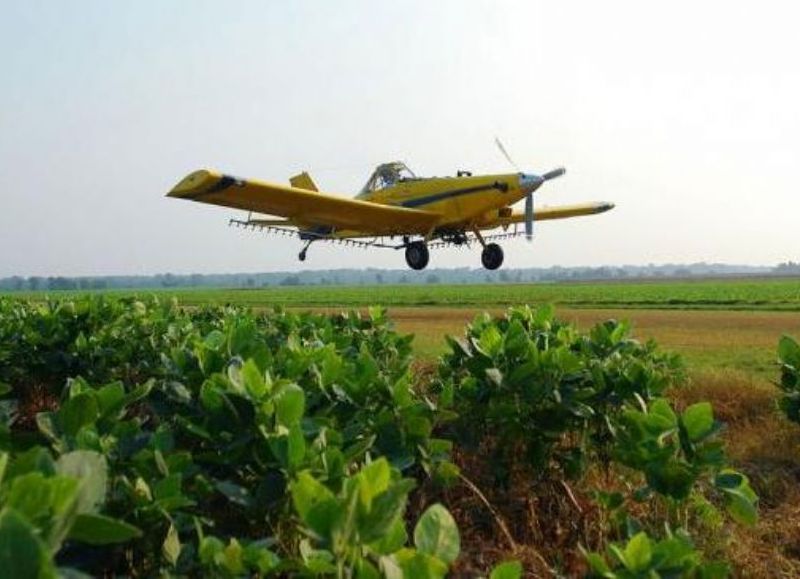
[481,243,504,270]
[405,241,429,270]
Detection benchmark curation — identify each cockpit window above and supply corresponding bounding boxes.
[358,162,417,196]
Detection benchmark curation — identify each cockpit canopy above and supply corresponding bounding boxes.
[358,161,417,196]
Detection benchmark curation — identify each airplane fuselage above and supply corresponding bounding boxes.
[334,172,534,237]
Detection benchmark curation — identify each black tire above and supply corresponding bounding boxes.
[405,241,430,270]
[481,243,504,270]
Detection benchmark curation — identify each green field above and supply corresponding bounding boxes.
[11,277,800,310]
[10,278,800,376]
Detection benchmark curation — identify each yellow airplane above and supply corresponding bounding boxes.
[167,156,614,270]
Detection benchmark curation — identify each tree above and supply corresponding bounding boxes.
[48,277,77,291]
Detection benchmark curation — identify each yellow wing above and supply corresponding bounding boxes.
[167,169,441,235]
[479,201,615,229]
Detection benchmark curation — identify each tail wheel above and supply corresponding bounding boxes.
[481,243,504,270]
[405,241,430,270]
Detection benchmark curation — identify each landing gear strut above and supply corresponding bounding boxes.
[481,243,504,270]
[298,240,313,262]
[404,241,430,270]
[471,227,504,270]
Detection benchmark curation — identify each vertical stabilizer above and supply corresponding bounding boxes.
[289,171,318,191]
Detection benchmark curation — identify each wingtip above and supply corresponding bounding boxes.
[166,169,218,198]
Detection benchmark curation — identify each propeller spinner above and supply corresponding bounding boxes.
[494,138,565,241]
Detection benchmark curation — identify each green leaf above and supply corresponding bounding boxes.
[478,325,503,358]
[305,498,344,540]
[6,446,55,479]
[203,330,226,351]
[162,522,181,566]
[681,402,715,441]
[778,335,800,366]
[5,473,61,526]
[241,359,268,399]
[583,551,611,575]
[275,383,305,426]
[95,382,125,417]
[646,459,696,500]
[56,451,107,514]
[413,503,460,565]
[368,306,386,322]
[286,425,306,467]
[369,518,408,555]
[68,513,142,545]
[0,508,56,578]
[622,532,652,572]
[291,472,335,521]
[395,550,449,579]
[357,458,392,508]
[356,557,381,579]
[199,536,225,566]
[715,470,758,526]
[222,538,244,575]
[242,543,280,573]
[360,479,415,543]
[36,413,60,444]
[648,398,677,428]
[59,393,99,436]
[490,560,523,579]
[199,379,224,411]
[503,320,529,358]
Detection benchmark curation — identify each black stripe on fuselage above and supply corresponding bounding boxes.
[184,174,245,199]
[399,181,509,208]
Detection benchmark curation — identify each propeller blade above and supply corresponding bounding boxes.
[542,167,566,181]
[525,193,533,241]
[494,137,519,171]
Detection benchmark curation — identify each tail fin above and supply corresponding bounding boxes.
[289,171,318,191]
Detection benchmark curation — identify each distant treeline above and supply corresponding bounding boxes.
[2,262,799,292]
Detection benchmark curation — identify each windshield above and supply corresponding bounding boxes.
[358,162,417,196]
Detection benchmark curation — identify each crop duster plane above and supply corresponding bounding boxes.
[167,153,614,270]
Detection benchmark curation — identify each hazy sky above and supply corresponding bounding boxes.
[2,0,798,277]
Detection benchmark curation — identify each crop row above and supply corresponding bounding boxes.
[9,277,800,310]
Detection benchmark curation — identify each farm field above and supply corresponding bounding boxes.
[382,307,800,376]
[3,279,800,575]
[12,276,800,311]
[15,277,797,375]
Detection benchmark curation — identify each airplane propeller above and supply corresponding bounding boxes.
[494,137,519,171]
[494,138,565,242]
